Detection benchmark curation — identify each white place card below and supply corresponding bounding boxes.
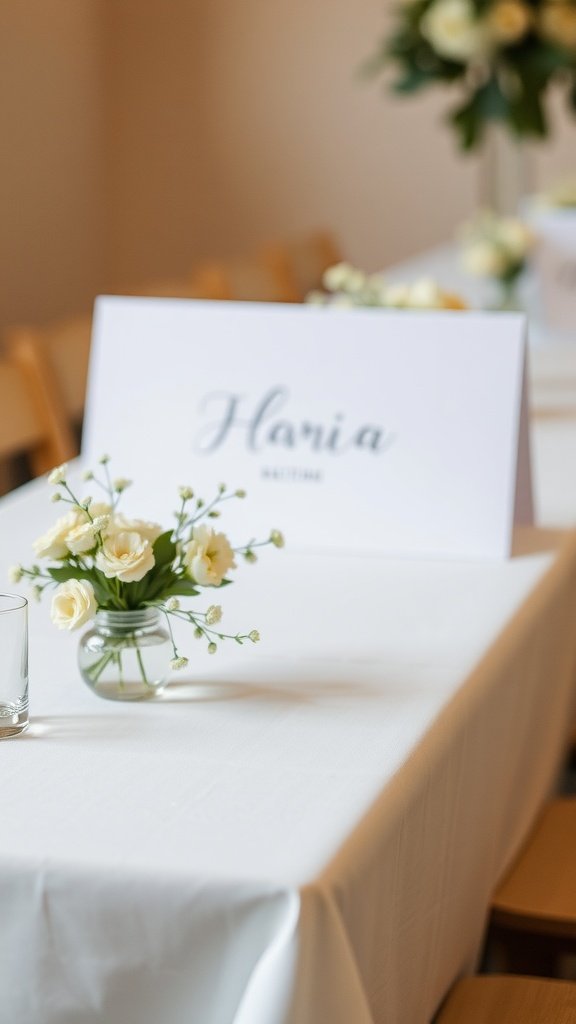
[83,298,531,559]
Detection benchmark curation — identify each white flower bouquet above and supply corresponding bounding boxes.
[365,0,576,150]
[307,262,467,310]
[459,210,533,304]
[11,458,283,700]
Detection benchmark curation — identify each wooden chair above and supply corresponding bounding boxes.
[261,230,342,301]
[122,274,227,300]
[6,315,92,451]
[190,256,298,303]
[435,974,576,1023]
[0,348,75,494]
[487,798,576,976]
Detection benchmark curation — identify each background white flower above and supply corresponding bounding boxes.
[421,0,486,63]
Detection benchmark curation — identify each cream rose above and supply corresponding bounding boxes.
[110,515,163,544]
[66,516,110,555]
[33,511,85,559]
[95,530,155,582]
[183,525,236,586]
[540,2,576,49]
[51,579,97,631]
[497,218,533,260]
[421,0,486,62]
[487,0,531,44]
[462,239,509,277]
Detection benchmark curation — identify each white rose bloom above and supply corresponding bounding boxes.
[406,279,444,308]
[66,516,109,555]
[462,239,508,277]
[51,579,96,631]
[95,530,155,582]
[33,511,85,559]
[87,501,112,519]
[496,219,532,260]
[421,0,486,62]
[344,268,368,294]
[183,525,236,586]
[382,283,412,307]
[110,515,163,544]
[322,262,356,292]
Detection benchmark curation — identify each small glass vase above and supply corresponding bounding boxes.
[78,608,171,701]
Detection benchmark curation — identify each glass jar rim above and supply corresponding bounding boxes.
[96,607,159,623]
[0,593,28,614]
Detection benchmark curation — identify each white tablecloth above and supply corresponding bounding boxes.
[2,474,576,1024]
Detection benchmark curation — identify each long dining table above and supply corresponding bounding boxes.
[2,295,576,1022]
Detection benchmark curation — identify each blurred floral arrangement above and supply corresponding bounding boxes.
[10,458,284,666]
[538,177,576,206]
[307,263,468,310]
[459,210,534,302]
[365,0,576,150]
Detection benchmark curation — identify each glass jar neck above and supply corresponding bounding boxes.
[95,608,160,635]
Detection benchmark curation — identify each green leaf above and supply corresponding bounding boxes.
[449,77,510,151]
[393,67,437,93]
[152,531,177,568]
[157,580,201,599]
[450,97,482,151]
[509,85,547,137]
[47,566,84,584]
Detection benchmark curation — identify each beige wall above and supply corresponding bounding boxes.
[0,1,105,331]
[2,0,576,330]
[101,0,218,287]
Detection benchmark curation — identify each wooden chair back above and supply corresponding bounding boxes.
[261,230,342,301]
[190,257,299,303]
[0,348,75,492]
[435,974,576,1023]
[7,316,92,433]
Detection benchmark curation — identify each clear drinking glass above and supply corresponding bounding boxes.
[0,594,28,737]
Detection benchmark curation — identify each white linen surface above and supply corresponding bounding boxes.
[1,476,576,1023]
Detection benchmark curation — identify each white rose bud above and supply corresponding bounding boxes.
[205,604,222,625]
[8,565,23,583]
[51,579,96,631]
[47,463,68,485]
[170,656,189,670]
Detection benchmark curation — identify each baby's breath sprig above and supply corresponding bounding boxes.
[172,483,247,543]
[235,529,285,564]
[156,599,260,665]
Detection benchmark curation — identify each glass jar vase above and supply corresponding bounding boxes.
[478,123,532,216]
[78,608,171,701]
